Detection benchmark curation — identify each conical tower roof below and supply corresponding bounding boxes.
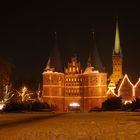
[86,32,104,72]
[113,17,122,55]
[45,32,63,72]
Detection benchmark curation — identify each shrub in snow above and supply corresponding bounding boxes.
[3,101,50,112]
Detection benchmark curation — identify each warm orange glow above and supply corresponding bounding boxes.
[65,68,68,74]
[98,75,101,86]
[69,67,71,73]
[73,67,75,73]
[77,67,79,72]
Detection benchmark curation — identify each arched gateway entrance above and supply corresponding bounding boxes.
[68,102,80,111]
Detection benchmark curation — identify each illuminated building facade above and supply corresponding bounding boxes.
[42,33,107,112]
[42,20,140,110]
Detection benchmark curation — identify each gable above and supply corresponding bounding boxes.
[118,74,134,100]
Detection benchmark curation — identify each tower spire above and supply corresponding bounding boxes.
[86,32,104,72]
[45,32,63,72]
[108,17,123,90]
[114,17,121,55]
[87,54,92,67]
[46,57,51,69]
[87,32,95,67]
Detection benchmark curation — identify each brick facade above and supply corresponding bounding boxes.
[42,56,107,112]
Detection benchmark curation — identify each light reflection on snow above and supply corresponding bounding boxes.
[0,103,5,110]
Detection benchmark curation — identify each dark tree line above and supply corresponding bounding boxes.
[3,101,50,112]
[102,96,140,111]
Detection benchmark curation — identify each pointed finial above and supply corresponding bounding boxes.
[87,54,92,67]
[46,57,51,70]
[114,17,121,55]
[91,30,96,40]
[54,32,57,40]
[92,32,95,40]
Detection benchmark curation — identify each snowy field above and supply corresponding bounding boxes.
[0,111,140,140]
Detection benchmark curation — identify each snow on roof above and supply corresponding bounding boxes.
[43,70,64,75]
[84,67,99,74]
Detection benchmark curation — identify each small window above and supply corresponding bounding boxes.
[49,75,51,80]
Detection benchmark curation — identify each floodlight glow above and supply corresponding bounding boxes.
[22,86,27,93]
[0,103,5,110]
[124,100,132,105]
[69,102,80,107]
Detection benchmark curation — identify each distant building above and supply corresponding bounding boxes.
[42,33,107,112]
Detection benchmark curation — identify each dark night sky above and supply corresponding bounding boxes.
[0,1,140,89]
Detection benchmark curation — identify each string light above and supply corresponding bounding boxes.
[107,88,118,97]
[118,74,134,97]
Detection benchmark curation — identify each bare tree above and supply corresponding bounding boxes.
[36,83,42,102]
[17,86,33,102]
[2,84,14,103]
[0,57,14,99]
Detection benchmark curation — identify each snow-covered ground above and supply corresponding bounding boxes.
[0,111,140,140]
